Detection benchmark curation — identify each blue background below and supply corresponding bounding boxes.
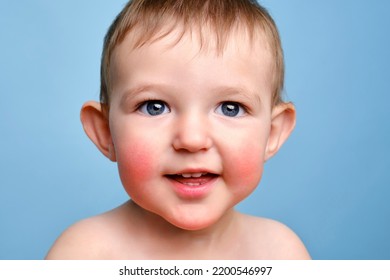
[1,0,389,259]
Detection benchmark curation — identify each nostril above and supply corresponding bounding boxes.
[172,116,213,152]
[172,134,213,152]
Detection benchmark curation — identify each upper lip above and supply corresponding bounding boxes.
[165,168,219,177]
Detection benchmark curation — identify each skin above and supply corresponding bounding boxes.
[46,27,310,260]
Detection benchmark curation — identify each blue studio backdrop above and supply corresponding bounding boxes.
[1,0,389,259]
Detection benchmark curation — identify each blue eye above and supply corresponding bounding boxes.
[139,100,170,116]
[216,102,245,117]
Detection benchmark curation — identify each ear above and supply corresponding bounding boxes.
[265,102,296,161]
[80,101,116,162]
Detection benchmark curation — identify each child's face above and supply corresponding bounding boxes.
[107,29,276,230]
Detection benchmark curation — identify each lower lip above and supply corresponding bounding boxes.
[166,176,218,199]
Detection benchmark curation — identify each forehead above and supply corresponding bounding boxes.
[109,24,274,104]
[113,20,272,57]
[111,23,273,74]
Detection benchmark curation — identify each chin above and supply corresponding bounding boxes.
[164,208,225,232]
[171,220,214,231]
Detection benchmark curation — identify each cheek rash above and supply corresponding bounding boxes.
[233,146,264,187]
[117,143,154,191]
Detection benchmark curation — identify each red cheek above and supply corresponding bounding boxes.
[229,145,264,188]
[116,142,154,191]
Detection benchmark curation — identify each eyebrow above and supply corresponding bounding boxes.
[120,84,167,104]
[120,84,263,107]
[212,86,263,107]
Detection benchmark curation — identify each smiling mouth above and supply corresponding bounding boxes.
[165,173,219,186]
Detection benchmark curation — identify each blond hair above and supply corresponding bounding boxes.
[100,0,284,107]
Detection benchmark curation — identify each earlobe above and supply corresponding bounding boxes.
[265,102,296,161]
[80,101,116,162]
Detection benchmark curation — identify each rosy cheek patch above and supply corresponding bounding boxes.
[116,142,155,190]
[229,145,264,186]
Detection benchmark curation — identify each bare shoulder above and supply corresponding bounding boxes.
[45,204,132,260]
[45,215,112,259]
[239,214,311,260]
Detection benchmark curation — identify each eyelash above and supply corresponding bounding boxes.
[135,99,170,115]
[134,99,249,116]
[135,99,167,110]
[220,101,249,112]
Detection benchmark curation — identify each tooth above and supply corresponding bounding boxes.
[180,173,204,178]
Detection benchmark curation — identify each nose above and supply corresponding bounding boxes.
[172,113,213,152]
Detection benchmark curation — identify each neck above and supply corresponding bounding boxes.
[126,200,240,258]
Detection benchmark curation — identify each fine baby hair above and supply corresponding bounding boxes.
[100,0,284,108]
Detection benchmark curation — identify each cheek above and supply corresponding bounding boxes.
[115,141,155,194]
[234,146,264,183]
[225,139,266,193]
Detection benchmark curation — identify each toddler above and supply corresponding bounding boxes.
[46,0,310,259]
